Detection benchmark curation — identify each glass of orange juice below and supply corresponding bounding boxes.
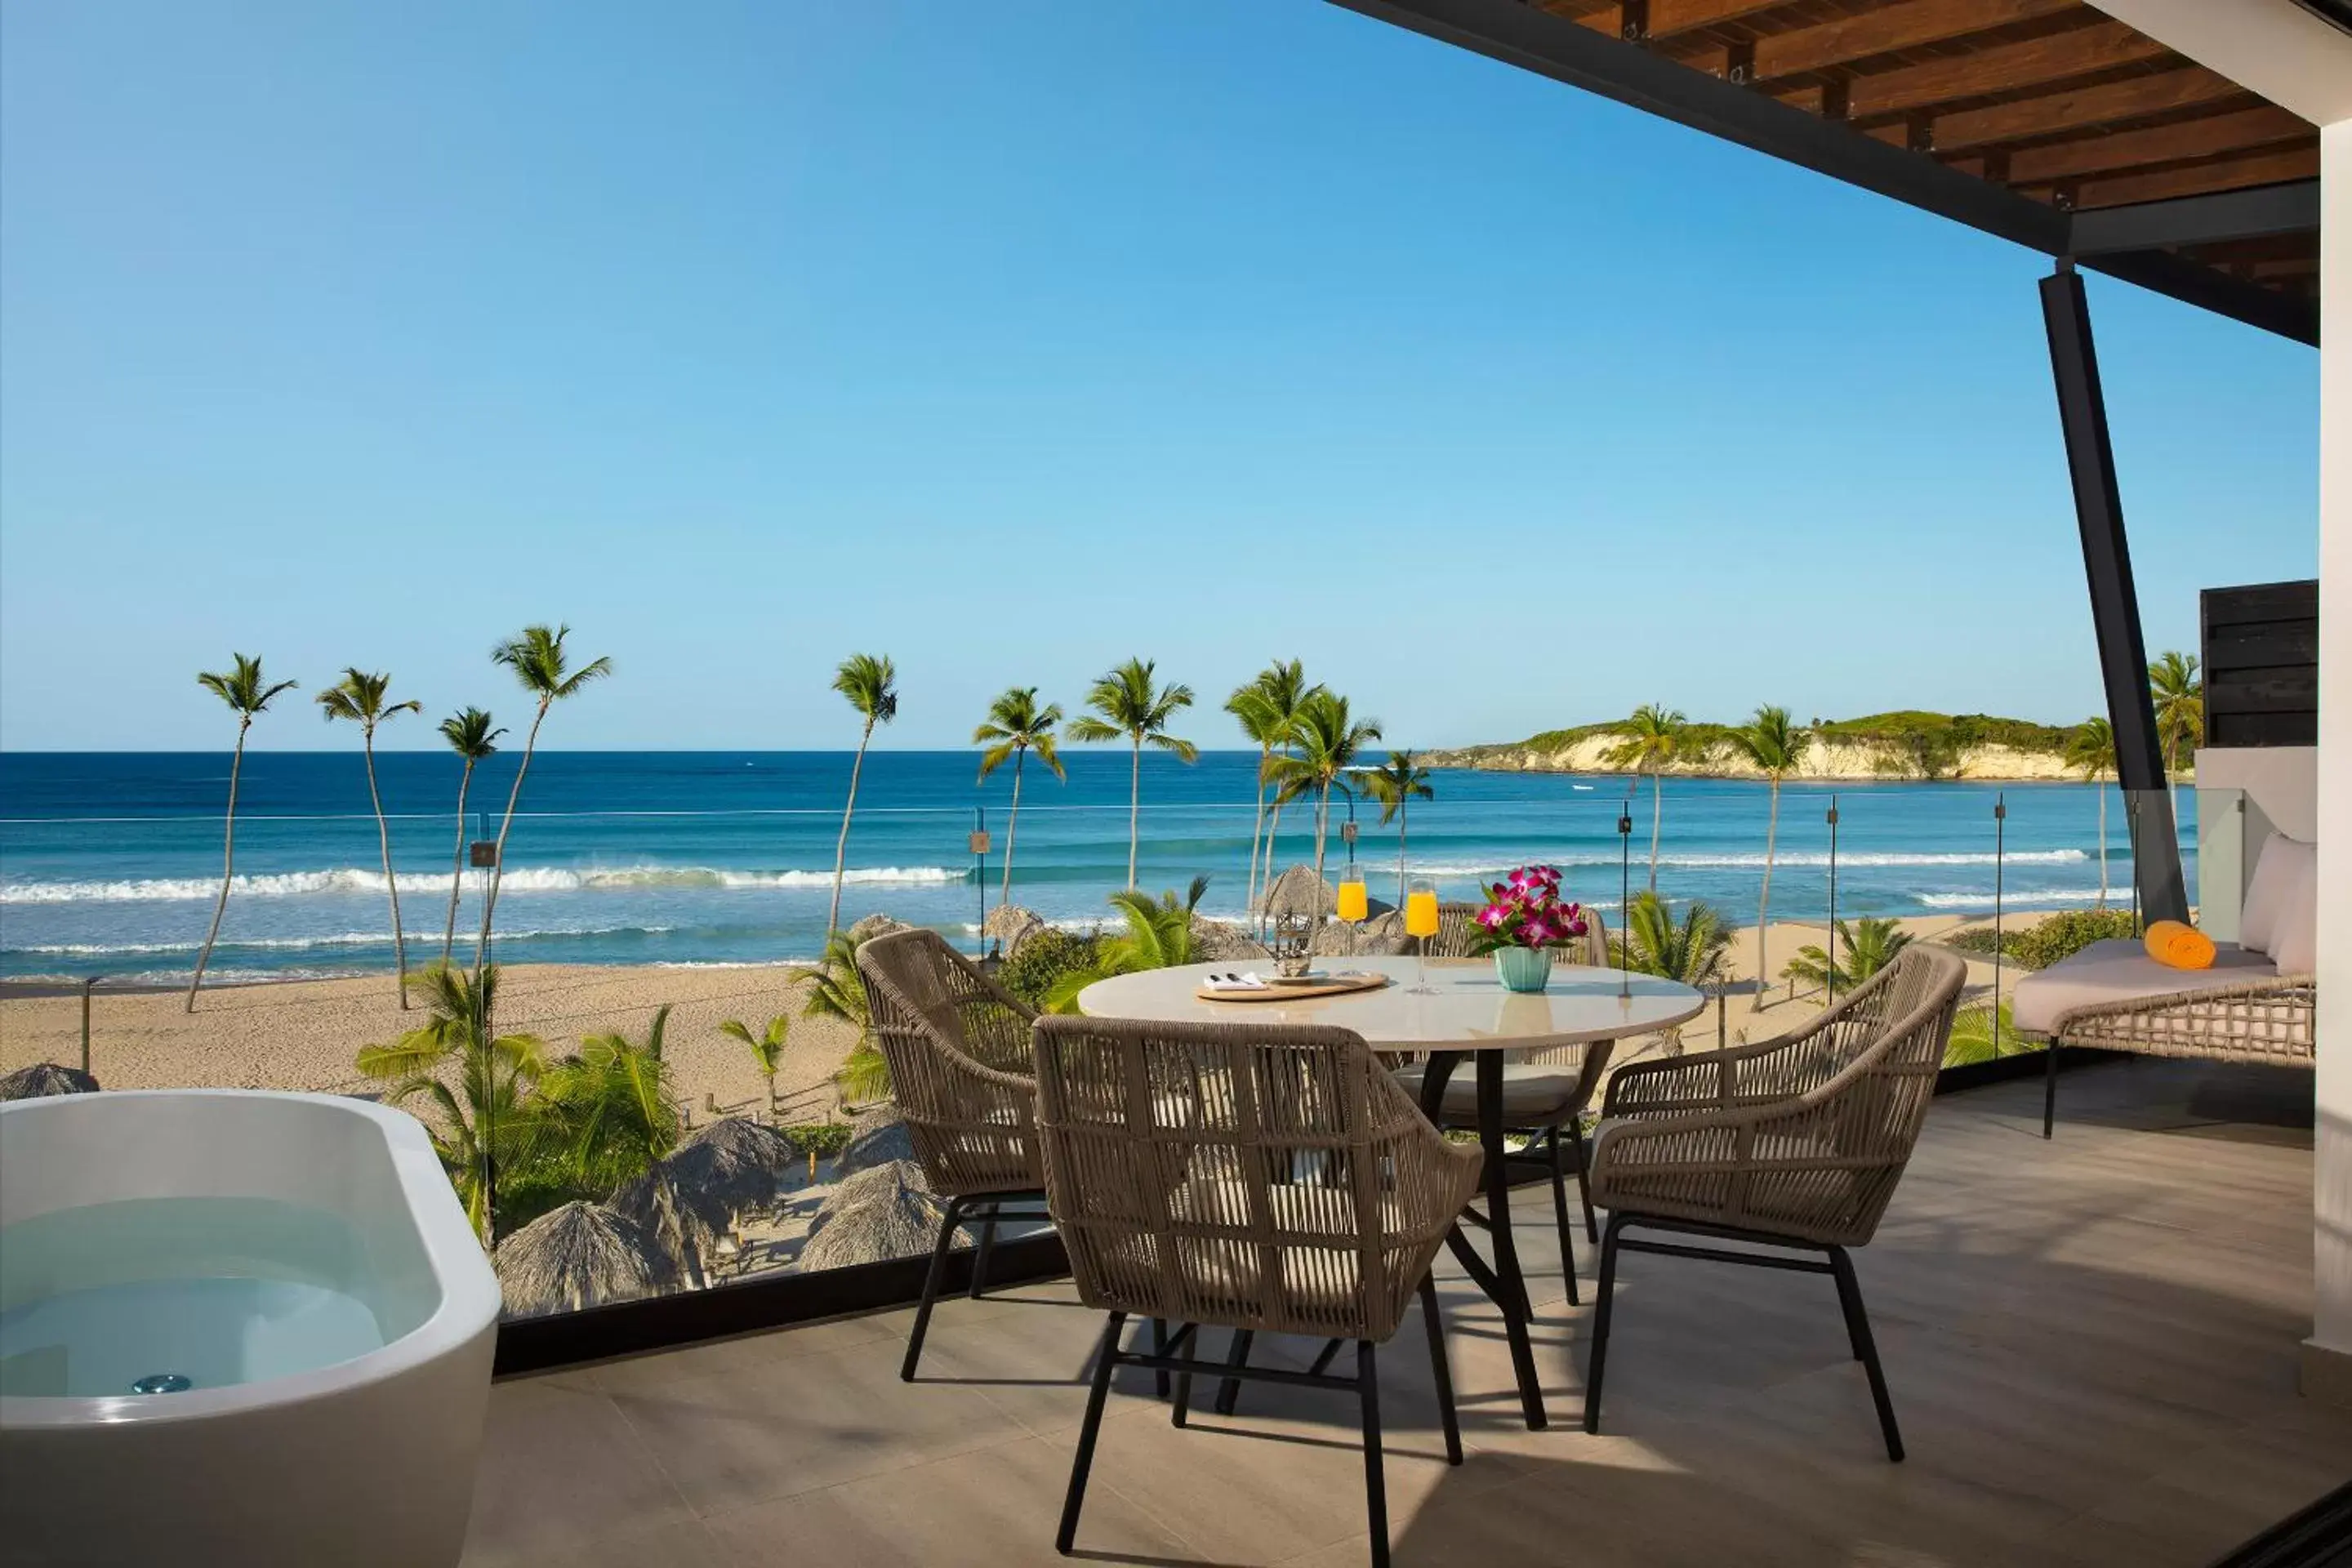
[1335,862,1370,924]
[1404,877,1441,992]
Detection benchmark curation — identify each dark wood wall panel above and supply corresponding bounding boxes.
[2201,579,2318,747]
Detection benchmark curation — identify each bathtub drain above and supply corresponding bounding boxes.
[130,1373,192,1394]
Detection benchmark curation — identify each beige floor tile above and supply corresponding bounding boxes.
[461,1379,700,1566]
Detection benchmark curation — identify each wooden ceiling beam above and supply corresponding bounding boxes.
[2005,105,2311,184]
[1843,20,2171,119]
[2069,145,2321,208]
[1931,65,2246,152]
[1568,0,1797,46]
[1751,0,2081,84]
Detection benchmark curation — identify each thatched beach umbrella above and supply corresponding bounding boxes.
[982,903,1048,959]
[494,1200,678,1318]
[615,1116,800,1268]
[799,1160,956,1272]
[837,1104,915,1178]
[0,1062,100,1101]
[1257,864,1336,920]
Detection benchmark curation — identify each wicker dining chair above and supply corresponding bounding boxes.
[1581,944,1965,1461]
[856,928,1054,1380]
[1032,1014,1483,1568]
[1393,909,1615,1295]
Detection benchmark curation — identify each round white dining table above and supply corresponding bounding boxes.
[1076,955,1705,1430]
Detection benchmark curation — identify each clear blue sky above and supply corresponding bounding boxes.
[0,1,2319,753]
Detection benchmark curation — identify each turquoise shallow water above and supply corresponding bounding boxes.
[0,751,2187,981]
[0,1196,387,1397]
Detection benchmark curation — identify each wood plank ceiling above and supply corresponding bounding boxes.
[1528,0,2320,303]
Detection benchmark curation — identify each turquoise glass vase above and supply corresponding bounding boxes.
[1494,947,1554,993]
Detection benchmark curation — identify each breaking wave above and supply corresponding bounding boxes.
[0,865,965,904]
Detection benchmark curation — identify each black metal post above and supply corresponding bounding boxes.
[1993,795,2007,1060]
[2039,263,2189,925]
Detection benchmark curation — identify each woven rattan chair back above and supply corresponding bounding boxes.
[1031,1015,1481,1343]
[1597,944,1964,1248]
[856,928,1045,1199]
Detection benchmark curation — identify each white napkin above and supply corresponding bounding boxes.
[1203,972,1269,992]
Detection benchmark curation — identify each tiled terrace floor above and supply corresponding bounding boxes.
[465,1059,2350,1567]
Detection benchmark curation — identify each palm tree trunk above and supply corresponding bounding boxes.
[2096,777,2109,906]
[1000,748,1024,906]
[1313,782,1330,880]
[442,760,475,969]
[1260,793,1285,938]
[1396,801,1410,909]
[828,717,875,933]
[362,729,411,1009]
[474,700,550,984]
[185,718,250,1012]
[1125,737,1141,889]
[1647,768,1664,894]
[1242,760,1268,930]
[1751,777,1780,1013]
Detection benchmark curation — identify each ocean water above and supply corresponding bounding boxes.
[0,751,2188,983]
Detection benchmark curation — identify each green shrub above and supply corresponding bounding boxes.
[2002,907,2138,970]
[1940,924,2003,958]
[776,1122,853,1158]
[996,928,1107,1010]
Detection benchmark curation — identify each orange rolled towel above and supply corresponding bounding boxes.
[2144,919,2215,970]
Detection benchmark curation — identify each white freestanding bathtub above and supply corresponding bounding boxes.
[0,1090,502,1568]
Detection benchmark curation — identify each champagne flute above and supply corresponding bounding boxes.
[1404,877,1441,993]
[1336,862,1369,925]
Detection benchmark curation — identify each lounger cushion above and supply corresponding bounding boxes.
[2240,833,2314,955]
[2267,853,2319,975]
[2011,938,2278,1036]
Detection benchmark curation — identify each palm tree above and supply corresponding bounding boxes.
[1780,916,1913,991]
[719,1015,791,1114]
[187,654,299,1012]
[537,1006,684,1198]
[791,928,883,1108]
[1261,690,1383,881]
[1225,662,1320,924]
[827,653,898,934]
[1610,890,1730,1054]
[475,626,613,982]
[318,670,423,1008]
[2064,716,2118,906]
[1067,658,1197,889]
[973,687,1063,907]
[1728,706,1811,1010]
[1044,875,1212,1012]
[1355,751,1433,907]
[1606,705,1688,895]
[436,708,506,968]
[355,964,548,1240]
[2149,650,2203,830]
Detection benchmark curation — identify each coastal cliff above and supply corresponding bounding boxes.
[1424,712,2114,783]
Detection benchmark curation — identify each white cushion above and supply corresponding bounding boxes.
[2240,834,2315,955]
[2010,938,2278,1036]
[2266,853,2319,975]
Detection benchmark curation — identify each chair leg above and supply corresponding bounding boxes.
[1584,1211,1626,1435]
[1547,1126,1581,1305]
[1419,1272,1462,1465]
[900,1195,967,1381]
[2043,1041,2059,1139]
[1829,1247,1904,1463]
[1567,1121,1600,1244]
[1058,1312,1125,1555]
[1172,1328,1196,1428]
[1151,1318,1170,1400]
[1308,1338,1344,1378]
[1357,1339,1390,1568]
[968,1212,998,1299]
[1213,1329,1253,1417]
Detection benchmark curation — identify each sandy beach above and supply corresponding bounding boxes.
[0,962,864,1127]
[1,911,2046,1107]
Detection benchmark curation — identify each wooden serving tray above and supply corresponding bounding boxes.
[1193,972,1391,1004]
